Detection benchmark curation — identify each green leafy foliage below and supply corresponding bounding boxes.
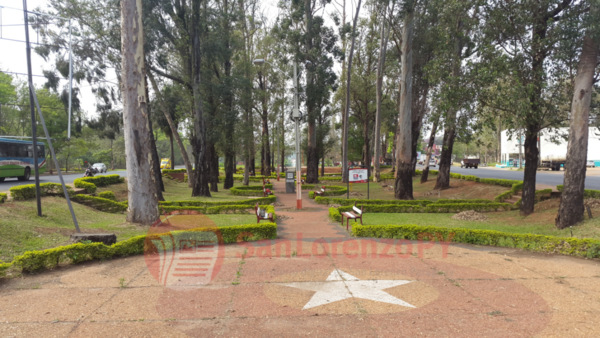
[557,185,600,199]
[74,180,97,193]
[351,224,600,259]
[315,197,432,206]
[70,195,127,213]
[434,199,494,204]
[9,183,74,200]
[0,193,7,203]
[10,223,277,274]
[97,191,117,201]
[230,185,273,196]
[162,169,187,173]
[159,196,276,207]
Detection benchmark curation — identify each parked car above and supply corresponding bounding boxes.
[587,160,596,168]
[160,158,171,169]
[92,163,107,173]
[429,160,436,167]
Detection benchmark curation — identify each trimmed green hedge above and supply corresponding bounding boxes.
[160,196,276,207]
[71,195,128,213]
[98,191,117,201]
[9,183,74,200]
[557,185,600,199]
[160,204,276,219]
[0,193,7,203]
[162,169,187,173]
[435,199,494,204]
[74,174,123,193]
[315,197,432,206]
[351,224,600,259]
[480,178,522,188]
[75,180,97,193]
[8,223,277,274]
[308,185,348,199]
[230,184,273,196]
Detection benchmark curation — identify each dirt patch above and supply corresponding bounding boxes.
[277,215,293,220]
[349,192,363,197]
[415,178,508,200]
[271,202,285,207]
[451,210,488,221]
[584,199,600,209]
[328,204,341,208]
[535,199,561,212]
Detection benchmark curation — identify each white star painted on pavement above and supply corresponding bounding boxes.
[277,269,416,309]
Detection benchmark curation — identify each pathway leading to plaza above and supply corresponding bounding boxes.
[0,180,599,337]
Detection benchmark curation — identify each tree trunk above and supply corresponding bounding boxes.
[497,117,502,163]
[341,0,362,183]
[556,34,599,228]
[434,112,457,190]
[120,0,159,224]
[394,8,414,200]
[363,117,371,176]
[147,71,194,187]
[144,75,164,199]
[170,133,174,169]
[421,115,439,183]
[373,8,390,183]
[411,87,428,176]
[209,142,219,192]
[191,0,211,197]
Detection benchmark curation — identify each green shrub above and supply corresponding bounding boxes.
[9,223,276,275]
[480,178,522,188]
[98,191,117,201]
[162,169,187,173]
[160,204,276,219]
[74,179,97,193]
[557,185,600,199]
[351,224,600,259]
[230,184,273,196]
[160,196,276,207]
[435,199,494,204]
[315,197,431,206]
[0,193,7,203]
[9,183,74,200]
[71,195,128,213]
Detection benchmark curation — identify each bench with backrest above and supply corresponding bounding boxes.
[313,186,326,198]
[255,203,274,223]
[340,203,363,230]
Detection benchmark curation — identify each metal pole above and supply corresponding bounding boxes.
[30,83,80,233]
[23,0,42,217]
[293,62,302,209]
[67,19,73,140]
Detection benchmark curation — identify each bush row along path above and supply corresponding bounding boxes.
[0,180,598,337]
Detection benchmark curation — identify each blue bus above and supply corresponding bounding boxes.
[0,138,46,182]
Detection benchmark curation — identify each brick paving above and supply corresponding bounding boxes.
[0,180,599,337]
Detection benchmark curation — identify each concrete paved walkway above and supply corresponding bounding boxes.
[1,180,599,337]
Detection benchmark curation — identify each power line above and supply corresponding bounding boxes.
[2,71,46,78]
[0,102,67,111]
[0,36,59,48]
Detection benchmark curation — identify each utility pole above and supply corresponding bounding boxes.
[293,61,302,209]
[23,0,42,217]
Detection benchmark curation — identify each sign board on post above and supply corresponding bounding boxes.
[349,168,368,183]
[347,166,369,199]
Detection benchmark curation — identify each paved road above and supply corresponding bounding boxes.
[0,171,128,191]
[421,165,600,190]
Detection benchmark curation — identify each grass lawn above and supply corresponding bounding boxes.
[0,177,271,261]
[359,199,600,240]
[321,176,509,201]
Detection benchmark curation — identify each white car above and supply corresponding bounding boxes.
[429,160,437,167]
[92,163,108,173]
[587,160,596,168]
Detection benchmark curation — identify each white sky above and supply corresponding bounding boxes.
[0,0,351,122]
[0,0,99,118]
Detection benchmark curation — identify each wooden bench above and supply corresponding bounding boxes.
[255,203,274,223]
[313,186,326,199]
[340,203,363,230]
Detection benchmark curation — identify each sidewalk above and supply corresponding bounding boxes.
[0,180,599,337]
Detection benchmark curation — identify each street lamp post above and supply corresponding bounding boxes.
[292,62,302,209]
[253,58,303,209]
